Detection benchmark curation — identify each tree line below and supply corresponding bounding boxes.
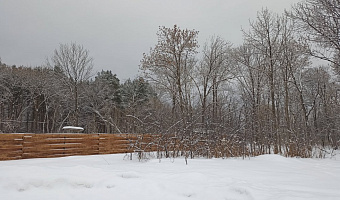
[0,57,156,134]
[1,0,339,157]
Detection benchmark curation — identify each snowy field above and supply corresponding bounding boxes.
[0,153,339,200]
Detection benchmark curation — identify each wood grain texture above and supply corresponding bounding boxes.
[0,133,160,160]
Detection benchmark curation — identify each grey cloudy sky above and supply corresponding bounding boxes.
[0,0,302,81]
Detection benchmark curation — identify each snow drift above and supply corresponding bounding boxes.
[0,153,339,200]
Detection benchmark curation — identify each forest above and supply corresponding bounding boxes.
[0,0,339,158]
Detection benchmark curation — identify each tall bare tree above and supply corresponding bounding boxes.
[194,36,233,124]
[48,43,93,126]
[290,0,340,77]
[141,25,199,123]
[242,9,285,152]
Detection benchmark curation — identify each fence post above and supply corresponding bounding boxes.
[20,134,25,159]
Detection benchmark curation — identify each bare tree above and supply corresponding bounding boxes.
[290,0,340,150]
[193,36,233,124]
[290,0,340,76]
[48,43,93,126]
[141,25,199,123]
[242,9,286,152]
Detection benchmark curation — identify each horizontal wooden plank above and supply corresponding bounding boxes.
[99,148,131,153]
[0,139,23,143]
[63,149,100,155]
[23,137,99,142]
[22,150,100,158]
[100,149,133,154]
[23,140,99,147]
[0,134,24,141]
[22,148,100,155]
[21,153,66,159]
[0,140,23,145]
[0,144,23,149]
[23,144,99,152]
[0,151,22,156]
[0,149,22,153]
[99,141,133,146]
[0,156,22,160]
[0,152,22,159]
[24,134,99,139]
[0,147,23,152]
[22,149,99,154]
[99,143,131,149]
[99,136,131,141]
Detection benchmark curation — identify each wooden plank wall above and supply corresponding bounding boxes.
[0,133,158,161]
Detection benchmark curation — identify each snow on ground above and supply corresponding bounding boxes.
[0,153,339,200]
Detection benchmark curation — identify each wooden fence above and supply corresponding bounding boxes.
[0,133,159,161]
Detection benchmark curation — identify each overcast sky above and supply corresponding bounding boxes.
[0,0,302,81]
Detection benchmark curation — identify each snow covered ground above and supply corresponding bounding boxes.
[0,152,339,200]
